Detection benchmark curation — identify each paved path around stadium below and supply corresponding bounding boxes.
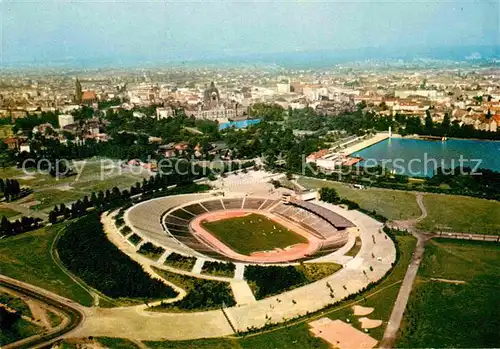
[69,201,396,341]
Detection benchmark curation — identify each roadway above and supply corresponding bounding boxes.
[0,275,86,349]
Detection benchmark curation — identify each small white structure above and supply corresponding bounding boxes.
[156,107,174,120]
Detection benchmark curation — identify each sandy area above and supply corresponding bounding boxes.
[26,299,52,328]
[309,318,378,349]
[353,305,374,316]
[359,317,382,329]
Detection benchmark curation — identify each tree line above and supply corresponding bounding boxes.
[0,178,22,201]
[0,216,43,237]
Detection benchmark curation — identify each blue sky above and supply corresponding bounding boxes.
[1,0,499,64]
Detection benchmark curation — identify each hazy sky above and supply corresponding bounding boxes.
[2,0,499,64]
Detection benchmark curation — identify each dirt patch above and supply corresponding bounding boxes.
[309,318,378,349]
[16,175,36,180]
[19,200,41,208]
[26,299,52,328]
[352,305,374,316]
[359,317,382,329]
[54,184,73,191]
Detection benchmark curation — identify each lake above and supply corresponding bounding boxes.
[352,137,500,177]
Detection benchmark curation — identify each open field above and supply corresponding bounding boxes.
[201,213,307,255]
[397,239,500,348]
[298,177,421,221]
[30,189,88,211]
[0,223,94,306]
[0,161,150,211]
[418,194,500,234]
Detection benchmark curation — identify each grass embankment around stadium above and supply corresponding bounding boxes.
[200,213,308,255]
[396,239,500,348]
[299,176,500,234]
[56,213,178,306]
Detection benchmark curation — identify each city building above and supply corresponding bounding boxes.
[58,114,74,129]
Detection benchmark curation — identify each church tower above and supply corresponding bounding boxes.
[75,77,82,104]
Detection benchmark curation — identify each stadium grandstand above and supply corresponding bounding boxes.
[125,194,354,264]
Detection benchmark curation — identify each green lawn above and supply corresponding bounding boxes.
[201,213,307,255]
[0,160,148,212]
[47,310,63,328]
[71,175,141,193]
[0,206,21,219]
[397,239,500,348]
[96,337,140,349]
[145,322,329,349]
[298,177,421,221]
[0,224,94,306]
[417,194,500,234]
[31,189,86,211]
[345,236,362,257]
[151,233,416,346]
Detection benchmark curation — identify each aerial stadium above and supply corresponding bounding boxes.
[125,193,357,265]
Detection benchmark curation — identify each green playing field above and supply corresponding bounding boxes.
[200,213,307,255]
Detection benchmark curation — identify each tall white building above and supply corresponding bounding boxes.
[277,81,291,94]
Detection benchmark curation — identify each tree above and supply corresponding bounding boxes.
[0,216,12,235]
[49,210,58,224]
[441,113,451,131]
[319,187,340,204]
[425,110,434,131]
